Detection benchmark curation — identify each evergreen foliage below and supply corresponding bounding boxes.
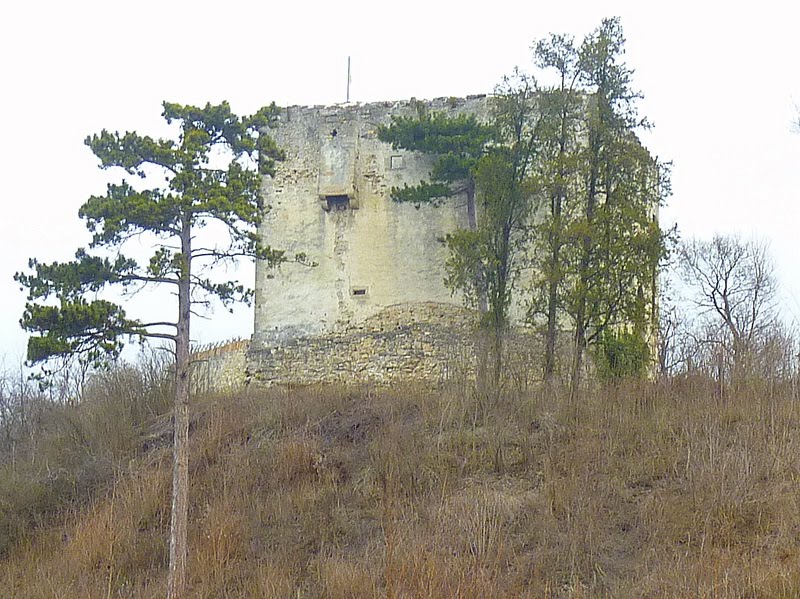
[16,101,284,370]
[14,100,284,598]
[563,18,668,389]
[377,112,492,204]
[595,330,651,380]
[380,76,542,387]
[378,18,668,388]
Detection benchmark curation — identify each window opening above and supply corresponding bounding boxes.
[325,194,350,210]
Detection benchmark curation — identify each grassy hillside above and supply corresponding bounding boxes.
[1,371,799,597]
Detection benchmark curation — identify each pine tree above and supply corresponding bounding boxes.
[15,101,284,598]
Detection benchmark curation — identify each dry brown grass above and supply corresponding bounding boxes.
[1,374,800,597]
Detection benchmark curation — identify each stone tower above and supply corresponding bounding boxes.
[251,96,490,350]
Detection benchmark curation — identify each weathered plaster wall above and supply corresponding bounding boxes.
[252,96,491,349]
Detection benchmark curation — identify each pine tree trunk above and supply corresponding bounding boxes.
[544,207,562,383]
[467,180,491,392]
[167,221,192,599]
[466,181,489,315]
[492,327,503,390]
[570,314,586,400]
[544,96,570,384]
[544,272,559,381]
[570,129,600,397]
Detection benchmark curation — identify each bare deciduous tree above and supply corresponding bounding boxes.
[678,235,780,381]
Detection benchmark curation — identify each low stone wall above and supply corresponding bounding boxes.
[246,303,477,386]
[191,338,249,393]
[192,303,553,391]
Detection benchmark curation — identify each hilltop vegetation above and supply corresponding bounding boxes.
[1,360,799,597]
[4,15,798,599]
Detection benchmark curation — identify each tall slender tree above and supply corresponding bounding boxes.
[528,33,583,382]
[445,73,543,386]
[565,18,667,390]
[15,101,284,598]
[377,107,497,375]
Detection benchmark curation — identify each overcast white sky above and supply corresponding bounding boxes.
[1,0,799,365]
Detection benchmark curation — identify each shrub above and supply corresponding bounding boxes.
[596,330,651,381]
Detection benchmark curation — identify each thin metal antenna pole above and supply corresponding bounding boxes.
[346,56,351,103]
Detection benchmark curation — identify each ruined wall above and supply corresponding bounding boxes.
[198,303,547,389]
[191,339,249,393]
[248,302,477,386]
[252,96,491,348]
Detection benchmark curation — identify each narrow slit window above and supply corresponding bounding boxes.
[351,287,368,297]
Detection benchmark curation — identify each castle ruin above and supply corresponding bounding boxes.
[239,96,493,386]
[197,94,658,388]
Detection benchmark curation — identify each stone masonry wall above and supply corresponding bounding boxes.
[192,339,249,393]
[247,302,477,386]
[195,303,549,390]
